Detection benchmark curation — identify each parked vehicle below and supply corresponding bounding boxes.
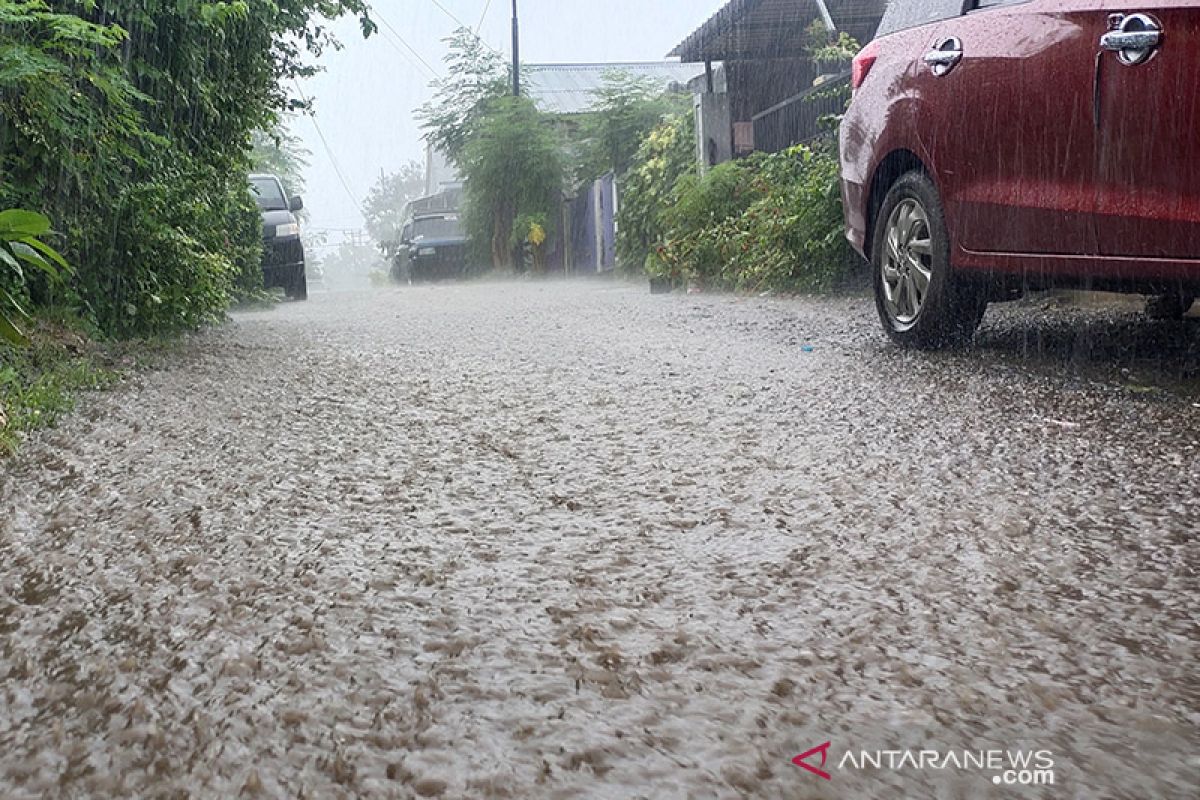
[839,0,1200,347]
[393,212,469,283]
[249,173,308,300]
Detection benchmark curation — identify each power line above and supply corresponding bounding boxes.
[476,0,493,34]
[428,0,470,30]
[364,2,441,79]
[428,0,502,55]
[377,24,440,79]
[292,80,363,212]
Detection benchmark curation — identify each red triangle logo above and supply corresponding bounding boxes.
[793,741,833,780]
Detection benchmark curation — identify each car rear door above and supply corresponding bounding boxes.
[923,0,1105,257]
[1095,1,1200,260]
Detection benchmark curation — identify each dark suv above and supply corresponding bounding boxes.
[839,0,1200,347]
[394,212,469,283]
[250,174,307,300]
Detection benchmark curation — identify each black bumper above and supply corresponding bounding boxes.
[410,245,468,280]
[263,237,305,288]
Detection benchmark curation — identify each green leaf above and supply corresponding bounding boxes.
[0,244,23,278]
[0,311,26,346]
[9,242,60,280]
[17,236,70,273]
[0,285,29,346]
[0,210,51,237]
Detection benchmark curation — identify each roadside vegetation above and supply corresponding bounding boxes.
[418,30,690,273]
[0,0,375,451]
[618,22,860,293]
[416,23,859,292]
[641,142,853,292]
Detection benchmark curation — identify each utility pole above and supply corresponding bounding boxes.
[511,0,521,97]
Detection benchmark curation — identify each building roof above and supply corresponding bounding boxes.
[524,62,705,115]
[670,0,886,63]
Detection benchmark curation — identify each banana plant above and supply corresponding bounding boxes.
[0,210,71,345]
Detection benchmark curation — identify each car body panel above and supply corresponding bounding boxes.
[839,0,1200,294]
[840,25,942,255]
[1095,0,1200,260]
[927,2,1104,258]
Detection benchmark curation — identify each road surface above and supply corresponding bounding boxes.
[1,282,1197,798]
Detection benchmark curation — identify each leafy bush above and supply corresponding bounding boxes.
[615,111,696,273]
[0,209,70,344]
[0,0,372,338]
[652,144,854,292]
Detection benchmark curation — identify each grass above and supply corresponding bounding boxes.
[0,313,123,455]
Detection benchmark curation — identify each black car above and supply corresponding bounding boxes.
[250,174,307,300]
[394,213,469,283]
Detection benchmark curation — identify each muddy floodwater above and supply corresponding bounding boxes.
[1,282,1197,799]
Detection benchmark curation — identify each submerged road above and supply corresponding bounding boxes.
[1,282,1197,798]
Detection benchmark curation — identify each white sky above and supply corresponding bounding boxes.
[296,0,729,238]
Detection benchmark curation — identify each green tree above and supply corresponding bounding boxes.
[363,161,425,257]
[416,27,508,167]
[251,119,311,197]
[461,96,562,272]
[573,70,689,183]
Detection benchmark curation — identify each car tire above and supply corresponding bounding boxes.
[286,267,308,301]
[1145,292,1195,320]
[871,172,987,348]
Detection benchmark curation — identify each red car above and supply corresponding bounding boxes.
[839,0,1200,347]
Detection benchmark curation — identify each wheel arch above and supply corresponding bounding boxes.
[865,149,930,261]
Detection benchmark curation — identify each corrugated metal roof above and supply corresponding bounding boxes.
[670,0,886,62]
[525,62,706,115]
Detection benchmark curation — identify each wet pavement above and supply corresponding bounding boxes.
[1,282,1197,799]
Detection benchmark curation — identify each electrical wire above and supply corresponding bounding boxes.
[427,0,502,55]
[475,0,493,34]
[377,25,441,80]
[292,80,363,212]
[428,0,471,30]
[364,2,442,79]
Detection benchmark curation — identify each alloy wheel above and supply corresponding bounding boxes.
[881,198,934,328]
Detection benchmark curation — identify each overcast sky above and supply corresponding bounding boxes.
[295,0,729,239]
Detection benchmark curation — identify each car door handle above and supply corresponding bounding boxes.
[1101,30,1160,50]
[1101,13,1162,66]
[924,38,963,76]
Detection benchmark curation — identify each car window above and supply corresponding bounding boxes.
[412,216,463,240]
[249,176,288,211]
[876,0,969,37]
[972,0,1029,10]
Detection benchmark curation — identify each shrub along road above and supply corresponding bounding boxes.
[0,282,1196,798]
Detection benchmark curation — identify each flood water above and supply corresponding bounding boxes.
[1,283,1196,798]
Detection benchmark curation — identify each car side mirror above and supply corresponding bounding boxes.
[288,195,304,212]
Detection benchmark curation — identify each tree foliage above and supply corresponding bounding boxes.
[0,209,69,344]
[615,111,696,273]
[461,96,562,272]
[572,71,689,183]
[0,0,374,336]
[251,119,312,198]
[419,31,560,273]
[416,27,507,168]
[363,160,425,257]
